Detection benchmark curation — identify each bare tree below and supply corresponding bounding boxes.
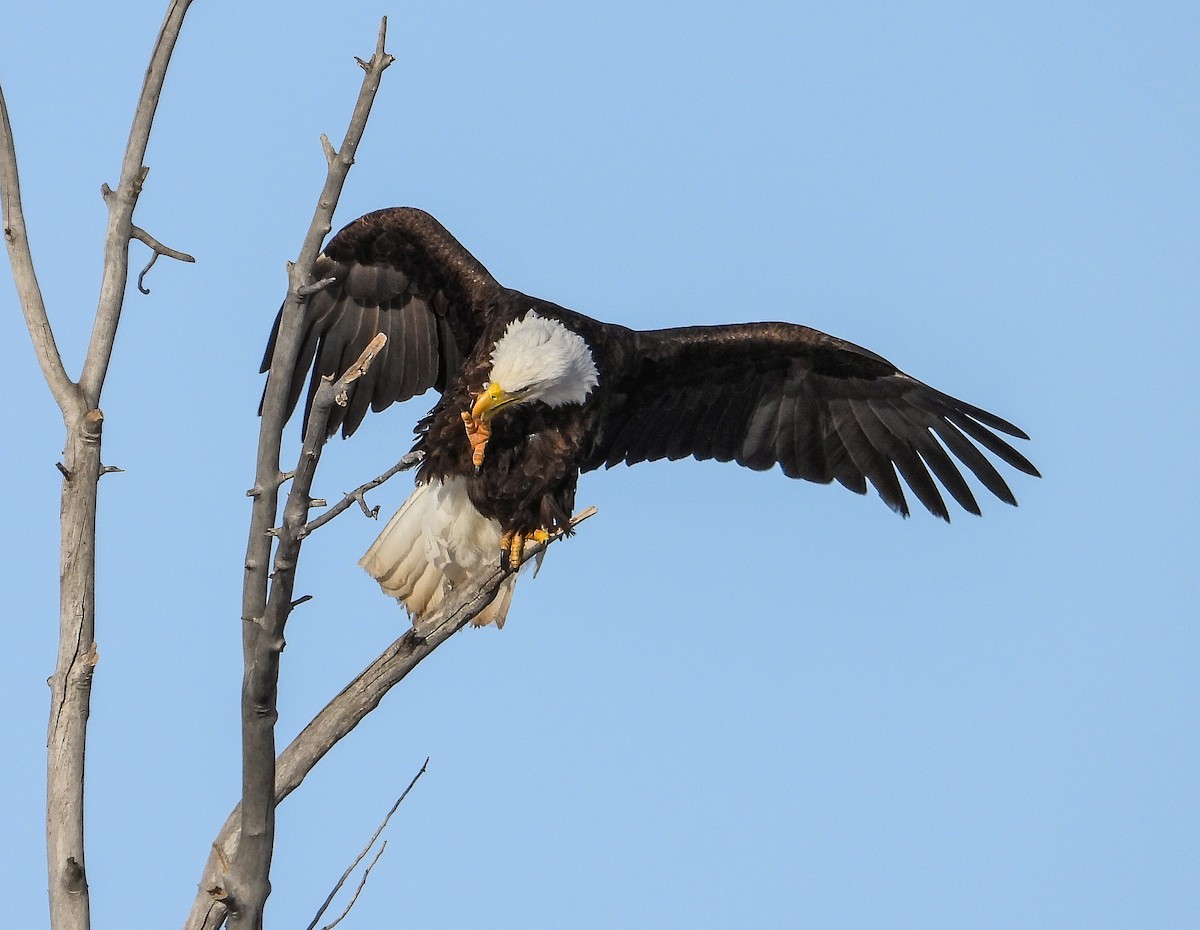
[2,3,196,928]
[4,7,591,929]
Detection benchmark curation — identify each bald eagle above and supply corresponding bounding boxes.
[263,207,1038,630]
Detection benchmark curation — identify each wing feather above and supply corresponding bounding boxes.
[585,321,1036,518]
[710,380,759,464]
[833,397,909,515]
[878,401,981,516]
[739,369,785,471]
[261,207,501,437]
[852,398,947,520]
[683,380,728,462]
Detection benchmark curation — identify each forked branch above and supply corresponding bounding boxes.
[79,0,195,405]
[306,759,429,930]
[131,224,196,294]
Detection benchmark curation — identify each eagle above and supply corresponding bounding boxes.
[263,207,1039,630]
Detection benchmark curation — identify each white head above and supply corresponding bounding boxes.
[482,311,599,411]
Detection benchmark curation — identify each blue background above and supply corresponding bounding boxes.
[1,2,1196,927]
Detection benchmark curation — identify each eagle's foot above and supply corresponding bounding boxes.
[499,528,554,570]
[460,410,491,470]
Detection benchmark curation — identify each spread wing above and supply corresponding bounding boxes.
[585,322,1039,520]
[261,207,502,437]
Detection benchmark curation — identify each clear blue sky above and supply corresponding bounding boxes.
[2,2,1196,927]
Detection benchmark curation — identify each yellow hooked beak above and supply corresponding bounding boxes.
[471,381,519,423]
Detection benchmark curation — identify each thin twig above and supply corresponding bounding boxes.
[321,842,387,930]
[131,224,195,294]
[306,758,429,930]
[301,451,424,536]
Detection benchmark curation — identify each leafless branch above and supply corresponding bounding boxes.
[0,83,79,415]
[228,333,387,930]
[182,507,596,930]
[306,759,429,930]
[300,451,425,537]
[78,0,195,406]
[131,224,195,294]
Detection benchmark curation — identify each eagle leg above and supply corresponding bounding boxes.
[460,410,492,471]
[499,528,553,571]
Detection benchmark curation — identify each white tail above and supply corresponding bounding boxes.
[359,477,517,632]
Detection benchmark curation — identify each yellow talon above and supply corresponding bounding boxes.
[499,528,554,570]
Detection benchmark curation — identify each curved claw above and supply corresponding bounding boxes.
[499,528,555,571]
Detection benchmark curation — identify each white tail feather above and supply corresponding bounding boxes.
[359,477,517,630]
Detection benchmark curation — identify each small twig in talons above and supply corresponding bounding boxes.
[131,224,196,294]
[306,758,429,930]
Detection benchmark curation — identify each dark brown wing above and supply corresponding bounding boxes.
[583,322,1039,520]
[261,207,502,437]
